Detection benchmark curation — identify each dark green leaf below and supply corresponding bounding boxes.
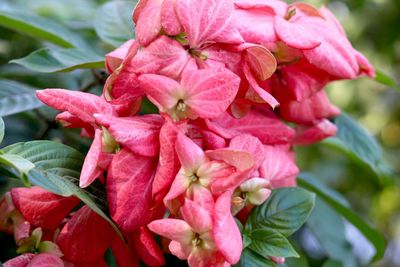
[11,48,104,73]
[374,70,398,89]
[307,198,356,267]
[2,140,83,179]
[0,80,43,116]
[248,229,299,258]
[237,248,276,267]
[247,188,315,236]
[94,1,136,46]
[324,113,387,177]
[0,8,86,48]
[2,141,123,239]
[0,154,35,176]
[104,248,117,267]
[298,174,386,262]
[0,117,4,144]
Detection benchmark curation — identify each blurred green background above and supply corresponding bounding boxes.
[0,0,398,266]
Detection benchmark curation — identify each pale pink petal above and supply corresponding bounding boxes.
[301,17,359,78]
[131,226,165,267]
[279,60,330,102]
[164,170,191,206]
[182,68,240,119]
[259,145,299,185]
[138,74,182,112]
[133,36,190,79]
[213,191,242,264]
[161,0,182,35]
[175,132,206,172]
[107,149,157,232]
[176,0,240,47]
[95,114,163,157]
[229,134,265,168]
[277,90,341,124]
[243,63,279,109]
[354,49,375,78]
[26,253,64,267]
[133,0,148,23]
[181,199,213,233]
[4,253,35,267]
[294,119,337,145]
[207,109,295,144]
[211,169,253,195]
[234,0,288,16]
[105,39,135,73]
[152,118,182,202]
[233,8,277,44]
[245,45,277,80]
[205,149,254,171]
[274,16,321,50]
[80,129,103,188]
[148,219,193,244]
[36,89,115,124]
[169,240,191,260]
[135,0,162,46]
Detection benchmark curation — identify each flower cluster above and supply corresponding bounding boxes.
[1,0,373,266]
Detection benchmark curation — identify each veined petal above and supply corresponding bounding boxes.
[175,132,207,172]
[135,0,162,46]
[152,118,182,202]
[243,63,279,109]
[213,191,242,264]
[294,119,337,145]
[11,187,79,231]
[245,45,277,81]
[80,129,103,188]
[182,68,240,119]
[36,89,114,124]
[205,149,254,171]
[105,39,136,73]
[138,74,182,113]
[148,218,193,244]
[56,206,114,264]
[229,134,265,168]
[161,0,182,35]
[176,0,237,47]
[131,227,165,267]
[26,253,64,267]
[107,149,157,232]
[169,240,191,260]
[3,254,35,267]
[181,199,213,233]
[95,114,163,157]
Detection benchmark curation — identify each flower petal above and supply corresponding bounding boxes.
[11,187,79,231]
[213,191,242,264]
[148,218,193,244]
[182,68,240,119]
[175,132,206,172]
[181,199,213,233]
[36,89,114,124]
[107,149,158,232]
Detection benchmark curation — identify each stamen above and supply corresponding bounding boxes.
[176,100,186,112]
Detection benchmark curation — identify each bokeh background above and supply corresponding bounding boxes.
[0,0,398,266]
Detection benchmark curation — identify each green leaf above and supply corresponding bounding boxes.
[374,70,398,89]
[1,141,123,239]
[0,154,35,176]
[0,117,4,144]
[94,1,136,46]
[307,198,356,267]
[247,188,315,236]
[298,173,386,262]
[0,80,43,116]
[11,48,104,73]
[248,229,299,258]
[324,113,387,176]
[237,248,276,267]
[2,141,83,179]
[0,8,86,48]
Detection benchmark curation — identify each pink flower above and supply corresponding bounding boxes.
[139,68,240,121]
